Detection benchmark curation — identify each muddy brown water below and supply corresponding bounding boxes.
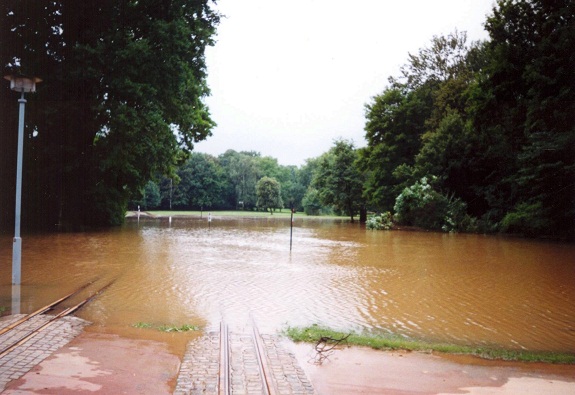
[1,216,574,356]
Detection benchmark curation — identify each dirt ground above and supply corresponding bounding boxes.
[4,332,575,394]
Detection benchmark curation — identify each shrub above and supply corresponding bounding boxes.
[302,188,322,216]
[500,202,551,237]
[394,177,476,232]
[366,212,393,230]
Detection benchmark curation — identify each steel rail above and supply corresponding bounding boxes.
[219,322,231,395]
[0,280,114,359]
[0,280,95,337]
[252,324,275,395]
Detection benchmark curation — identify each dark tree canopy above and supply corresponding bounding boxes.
[313,139,365,222]
[0,0,219,229]
[361,0,574,239]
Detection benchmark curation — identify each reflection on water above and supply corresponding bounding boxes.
[1,217,575,354]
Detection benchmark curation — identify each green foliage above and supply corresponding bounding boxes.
[132,322,153,329]
[285,325,575,364]
[394,177,447,230]
[393,177,473,232]
[158,324,200,333]
[170,152,226,210]
[132,322,200,332]
[134,181,161,210]
[256,176,283,213]
[475,0,575,238]
[302,188,323,216]
[500,202,551,237]
[358,1,575,239]
[360,85,432,210]
[313,139,365,222]
[366,212,393,230]
[0,0,220,229]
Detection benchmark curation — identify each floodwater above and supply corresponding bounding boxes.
[1,216,574,355]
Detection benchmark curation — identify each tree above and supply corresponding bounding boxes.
[219,150,260,209]
[476,0,575,238]
[313,139,365,222]
[170,153,225,210]
[360,84,432,210]
[302,188,322,216]
[0,0,220,229]
[256,177,283,214]
[142,181,162,210]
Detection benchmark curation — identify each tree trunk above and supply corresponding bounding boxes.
[360,206,367,223]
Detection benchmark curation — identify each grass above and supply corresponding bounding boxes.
[136,210,349,220]
[132,322,153,329]
[158,324,200,332]
[131,322,200,332]
[284,325,575,364]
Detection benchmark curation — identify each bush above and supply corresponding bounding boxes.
[394,177,448,230]
[500,202,551,237]
[366,212,393,230]
[302,188,322,216]
[394,177,476,232]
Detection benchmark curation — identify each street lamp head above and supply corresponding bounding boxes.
[4,74,42,93]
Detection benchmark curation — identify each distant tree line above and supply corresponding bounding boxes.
[132,150,305,213]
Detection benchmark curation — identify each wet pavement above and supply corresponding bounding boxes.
[0,314,90,391]
[1,314,316,394]
[174,326,316,394]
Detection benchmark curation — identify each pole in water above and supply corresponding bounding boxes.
[208,212,212,229]
[290,207,294,251]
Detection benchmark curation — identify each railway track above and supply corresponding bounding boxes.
[0,280,113,359]
[218,322,277,395]
[176,322,315,395]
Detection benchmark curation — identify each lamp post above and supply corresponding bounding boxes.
[4,74,42,286]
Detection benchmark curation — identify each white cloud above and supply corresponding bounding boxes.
[196,0,494,166]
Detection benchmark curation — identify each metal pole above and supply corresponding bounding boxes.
[12,90,26,286]
[290,208,294,251]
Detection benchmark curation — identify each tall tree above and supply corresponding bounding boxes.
[360,83,433,210]
[477,0,575,238]
[313,139,365,222]
[170,152,225,210]
[256,176,283,214]
[0,0,219,229]
[219,150,261,210]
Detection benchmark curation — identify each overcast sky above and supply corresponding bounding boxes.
[195,0,495,166]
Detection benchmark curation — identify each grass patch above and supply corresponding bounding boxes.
[131,322,200,332]
[0,306,6,315]
[158,324,200,333]
[140,210,348,220]
[131,322,153,329]
[284,325,575,364]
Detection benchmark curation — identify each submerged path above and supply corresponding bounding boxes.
[0,314,90,391]
[174,323,316,395]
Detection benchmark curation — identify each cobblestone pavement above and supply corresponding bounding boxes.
[174,327,316,395]
[0,314,90,391]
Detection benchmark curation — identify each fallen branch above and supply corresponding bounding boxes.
[311,334,350,365]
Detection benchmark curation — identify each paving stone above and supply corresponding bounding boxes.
[174,327,315,395]
[0,314,90,392]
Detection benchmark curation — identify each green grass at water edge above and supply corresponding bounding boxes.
[131,322,200,332]
[284,325,575,364]
[143,210,348,220]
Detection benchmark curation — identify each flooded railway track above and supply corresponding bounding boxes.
[176,322,315,395]
[0,280,114,391]
[0,280,113,358]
